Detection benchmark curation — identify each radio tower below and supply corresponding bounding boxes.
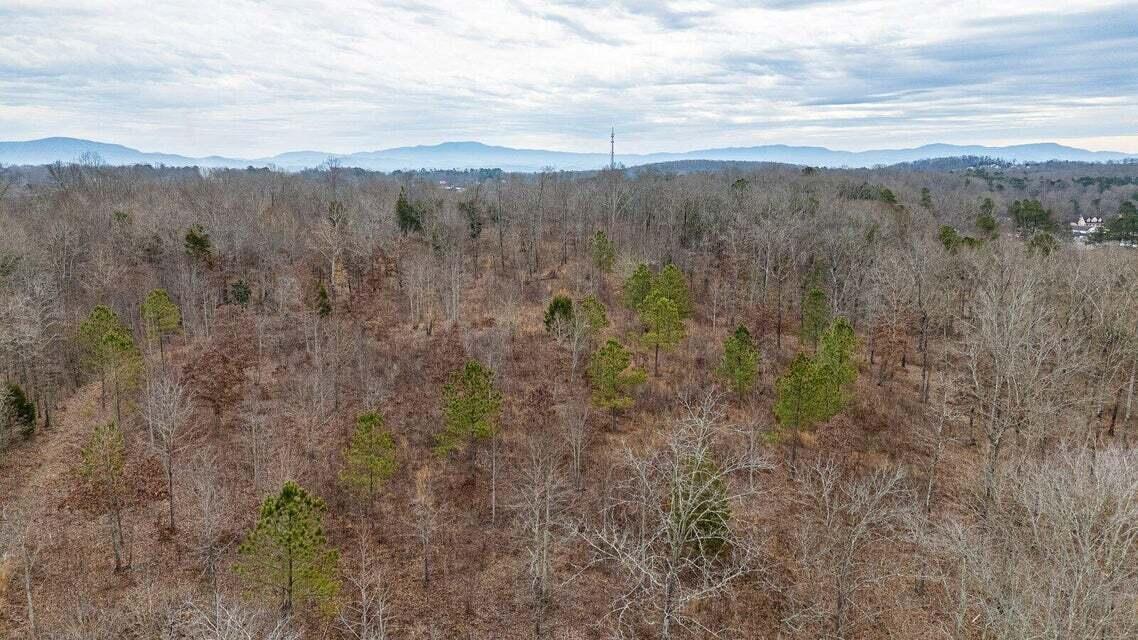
[610,126,615,170]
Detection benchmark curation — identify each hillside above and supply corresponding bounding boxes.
[2,162,1138,638]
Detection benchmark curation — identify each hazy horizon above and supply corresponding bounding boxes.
[3,1,1137,157]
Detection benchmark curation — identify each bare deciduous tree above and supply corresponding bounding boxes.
[584,392,772,639]
[142,369,193,529]
[782,459,913,640]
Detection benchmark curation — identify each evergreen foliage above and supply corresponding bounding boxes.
[184,224,213,262]
[81,421,130,571]
[623,263,653,310]
[669,453,731,560]
[717,326,759,397]
[340,412,397,502]
[3,383,36,438]
[236,480,339,616]
[1028,232,1059,257]
[1009,200,1055,236]
[652,264,692,319]
[587,339,646,429]
[231,280,252,307]
[436,360,502,456]
[639,293,685,376]
[314,283,332,317]
[579,295,609,331]
[591,230,615,273]
[800,285,830,350]
[140,288,181,352]
[396,187,422,234]
[543,295,574,332]
[1089,200,1138,244]
[775,318,859,464]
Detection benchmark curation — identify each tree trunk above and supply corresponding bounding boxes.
[166,461,176,530]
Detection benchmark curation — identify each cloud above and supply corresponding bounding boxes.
[0,0,1135,156]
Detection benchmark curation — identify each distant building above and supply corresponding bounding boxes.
[1069,216,1103,243]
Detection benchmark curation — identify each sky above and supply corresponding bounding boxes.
[1,0,1137,157]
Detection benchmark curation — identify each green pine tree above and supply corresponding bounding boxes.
[775,318,859,466]
[436,360,502,457]
[578,295,609,331]
[591,230,616,274]
[140,288,181,360]
[4,383,36,438]
[236,480,339,616]
[976,198,998,238]
[774,354,827,467]
[543,295,574,332]
[718,326,759,397]
[231,280,252,307]
[639,293,685,376]
[184,224,213,262]
[800,285,830,350]
[623,263,653,310]
[652,264,692,318]
[815,318,858,413]
[396,187,422,234]
[587,339,646,430]
[315,283,332,317]
[78,305,140,424]
[340,412,397,506]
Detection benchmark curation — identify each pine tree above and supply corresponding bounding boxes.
[775,318,859,466]
[976,198,998,238]
[184,224,213,263]
[81,421,130,571]
[816,318,858,391]
[340,412,397,507]
[774,354,826,467]
[639,293,685,376]
[652,264,692,318]
[591,230,615,274]
[543,295,574,333]
[231,280,252,307]
[579,295,609,331]
[587,339,646,430]
[718,326,759,397]
[919,187,933,209]
[436,360,502,457]
[140,288,181,360]
[623,263,654,310]
[4,383,36,438]
[800,285,830,350]
[396,187,422,234]
[78,305,140,424]
[236,480,339,616]
[314,283,332,317]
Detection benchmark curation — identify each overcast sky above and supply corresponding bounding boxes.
[2,0,1136,157]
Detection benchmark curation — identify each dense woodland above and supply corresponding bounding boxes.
[2,157,1138,639]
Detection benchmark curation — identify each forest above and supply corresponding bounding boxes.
[2,156,1138,639]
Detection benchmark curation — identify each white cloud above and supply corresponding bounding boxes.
[1,0,1135,156]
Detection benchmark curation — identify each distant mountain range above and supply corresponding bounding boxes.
[1,137,1134,172]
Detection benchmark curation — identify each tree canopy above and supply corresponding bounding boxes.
[437,360,502,456]
[718,326,759,397]
[236,480,339,616]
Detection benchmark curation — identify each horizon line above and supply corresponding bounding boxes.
[4,135,1138,161]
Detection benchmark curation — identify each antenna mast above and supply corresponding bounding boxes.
[610,126,615,170]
